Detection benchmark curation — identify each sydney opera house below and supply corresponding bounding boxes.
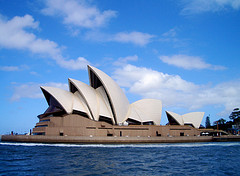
[32,65,205,138]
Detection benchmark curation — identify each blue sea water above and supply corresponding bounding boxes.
[0,142,240,176]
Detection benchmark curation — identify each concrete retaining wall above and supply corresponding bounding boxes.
[1,135,213,144]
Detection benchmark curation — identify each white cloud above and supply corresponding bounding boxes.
[113,32,154,46]
[159,55,226,70]
[114,55,138,66]
[0,65,28,71]
[181,0,240,14]
[85,31,155,46]
[162,28,177,38]
[42,0,117,28]
[11,82,68,101]
[113,64,240,115]
[0,14,90,70]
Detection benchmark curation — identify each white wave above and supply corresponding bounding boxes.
[1,142,240,148]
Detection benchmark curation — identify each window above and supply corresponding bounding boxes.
[180,132,184,136]
[60,132,64,136]
[156,131,161,136]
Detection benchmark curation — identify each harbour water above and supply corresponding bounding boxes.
[0,142,240,175]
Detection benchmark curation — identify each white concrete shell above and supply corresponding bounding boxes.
[88,65,129,124]
[69,78,99,120]
[166,111,204,128]
[41,86,74,114]
[183,112,205,129]
[166,111,184,125]
[72,91,92,119]
[128,99,162,125]
[96,86,115,123]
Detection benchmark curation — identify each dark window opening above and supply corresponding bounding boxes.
[166,112,180,125]
[72,110,89,119]
[180,132,184,136]
[33,132,45,135]
[143,121,154,125]
[120,131,122,137]
[69,82,78,93]
[38,95,66,119]
[107,133,113,136]
[60,132,64,136]
[90,70,103,89]
[126,118,141,125]
[184,123,194,128]
[39,119,50,122]
[99,116,113,125]
[35,125,48,128]
[156,131,161,136]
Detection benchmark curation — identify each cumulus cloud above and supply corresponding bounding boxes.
[42,0,117,28]
[181,0,240,14]
[0,14,90,70]
[85,31,154,46]
[159,55,226,70]
[11,82,68,101]
[113,64,240,115]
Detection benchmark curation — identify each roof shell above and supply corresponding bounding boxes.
[88,65,129,124]
[183,112,205,128]
[127,99,162,125]
[166,111,184,125]
[96,86,115,123]
[40,86,74,114]
[69,78,99,120]
[166,111,204,128]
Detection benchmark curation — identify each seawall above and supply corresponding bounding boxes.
[2,135,240,144]
[1,135,213,144]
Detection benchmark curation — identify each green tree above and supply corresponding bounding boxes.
[205,115,211,128]
[214,118,226,125]
[229,108,240,120]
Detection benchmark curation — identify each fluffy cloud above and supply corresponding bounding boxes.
[113,64,240,115]
[0,14,90,70]
[159,55,226,70]
[181,0,240,14]
[11,82,68,101]
[42,0,117,28]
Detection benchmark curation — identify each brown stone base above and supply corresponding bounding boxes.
[1,135,214,144]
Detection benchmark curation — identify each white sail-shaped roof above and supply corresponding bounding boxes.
[166,111,184,125]
[166,111,204,128]
[128,99,162,125]
[40,86,74,114]
[72,91,92,119]
[88,65,129,124]
[96,86,115,123]
[183,112,205,128]
[69,78,99,120]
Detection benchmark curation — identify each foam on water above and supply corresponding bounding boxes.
[1,141,240,148]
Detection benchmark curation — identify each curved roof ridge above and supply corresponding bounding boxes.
[166,111,184,125]
[40,86,74,114]
[68,78,99,120]
[182,112,204,128]
[130,99,162,125]
[88,65,129,124]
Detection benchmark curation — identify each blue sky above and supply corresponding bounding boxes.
[1,0,240,134]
